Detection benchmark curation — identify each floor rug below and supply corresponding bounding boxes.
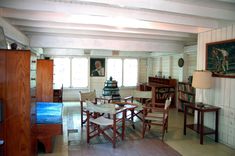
[66,105,182,156]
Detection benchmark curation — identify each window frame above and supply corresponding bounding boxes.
[123,58,138,87]
[53,56,139,89]
[107,57,139,88]
[71,57,89,88]
[53,56,89,89]
[53,57,71,88]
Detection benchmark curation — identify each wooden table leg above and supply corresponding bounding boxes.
[197,110,200,132]
[200,111,204,145]
[131,109,135,129]
[122,110,126,140]
[215,110,219,142]
[184,105,187,135]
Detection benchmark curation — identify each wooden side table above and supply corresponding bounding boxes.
[183,103,221,144]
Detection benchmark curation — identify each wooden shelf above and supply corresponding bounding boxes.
[178,90,195,95]
[186,124,215,135]
[178,82,195,113]
[139,77,176,107]
[178,99,194,104]
[148,77,176,86]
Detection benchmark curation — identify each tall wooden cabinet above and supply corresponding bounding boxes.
[0,50,32,156]
[36,59,53,102]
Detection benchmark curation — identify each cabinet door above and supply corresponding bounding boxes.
[4,51,31,156]
[36,59,53,102]
[0,52,6,140]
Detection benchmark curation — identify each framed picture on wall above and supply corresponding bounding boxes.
[206,39,235,78]
[0,26,7,49]
[90,58,105,77]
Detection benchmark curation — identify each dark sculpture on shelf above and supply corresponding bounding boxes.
[10,43,17,50]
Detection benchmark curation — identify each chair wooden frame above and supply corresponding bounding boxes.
[79,91,110,127]
[124,90,152,128]
[142,97,171,141]
[86,103,127,148]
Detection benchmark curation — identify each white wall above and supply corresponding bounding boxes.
[181,52,197,81]
[162,56,170,78]
[139,58,148,83]
[197,24,235,149]
[152,57,161,77]
[186,53,197,78]
[151,52,196,81]
[90,77,106,97]
[171,54,182,80]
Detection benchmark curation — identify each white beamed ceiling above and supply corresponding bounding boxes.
[0,0,235,53]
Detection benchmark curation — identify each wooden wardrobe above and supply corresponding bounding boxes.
[0,49,33,156]
[36,59,53,102]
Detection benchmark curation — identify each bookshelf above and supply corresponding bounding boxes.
[178,82,195,114]
[138,77,176,107]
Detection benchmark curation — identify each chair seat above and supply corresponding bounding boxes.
[145,113,168,122]
[142,97,172,141]
[90,116,113,126]
[147,112,163,118]
[145,116,163,122]
[83,102,109,111]
[86,102,126,148]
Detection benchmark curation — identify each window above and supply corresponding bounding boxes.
[123,59,138,86]
[72,58,88,88]
[107,58,122,86]
[54,57,88,88]
[54,58,70,87]
[107,58,138,87]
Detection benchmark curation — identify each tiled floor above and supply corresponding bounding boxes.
[38,102,235,156]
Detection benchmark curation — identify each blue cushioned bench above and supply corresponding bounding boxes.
[32,102,63,153]
[36,102,63,124]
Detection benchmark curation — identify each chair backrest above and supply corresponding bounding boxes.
[164,97,172,110]
[86,100,116,114]
[80,90,96,102]
[133,90,152,99]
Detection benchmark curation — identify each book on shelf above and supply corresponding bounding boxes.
[178,82,195,113]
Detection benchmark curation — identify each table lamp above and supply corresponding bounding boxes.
[192,70,212,107]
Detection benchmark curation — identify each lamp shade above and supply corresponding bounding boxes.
[192,70,212,89]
